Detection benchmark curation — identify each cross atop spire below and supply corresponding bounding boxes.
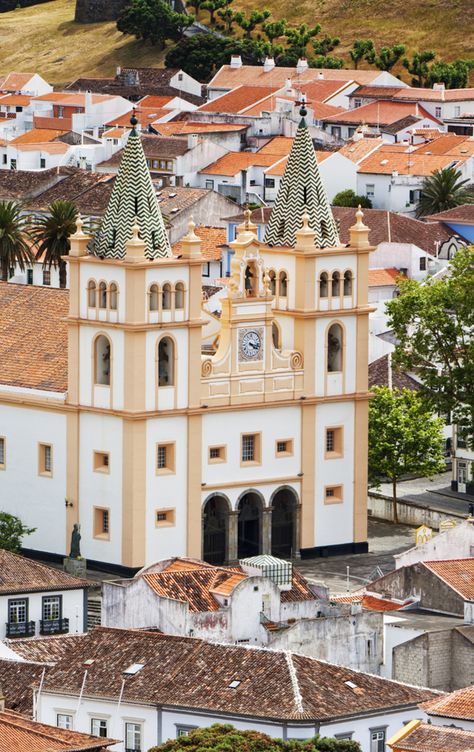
[264,117,340,249]
[93,119,171,260]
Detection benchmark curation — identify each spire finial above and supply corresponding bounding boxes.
[131,216,140,241]
[355,204,365,226]
[244,207,252,229]
[74,213,84,236]
[301,207,310,230]
[130,107,138,132]
[299,93,307,122]
[185,215,199,241]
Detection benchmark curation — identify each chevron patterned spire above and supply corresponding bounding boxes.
[264,107,340,249]
[93,116,171,260]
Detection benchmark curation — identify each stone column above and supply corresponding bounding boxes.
[262,507,273,555]
[227,511,239,563]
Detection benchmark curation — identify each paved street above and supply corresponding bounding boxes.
[378,470,474,516]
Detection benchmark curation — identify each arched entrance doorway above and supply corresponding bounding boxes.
[271,487,298,558]
[202,495,229,565]
[237,492,263,558]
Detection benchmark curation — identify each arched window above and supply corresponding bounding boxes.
[279,271,288,297]
[272,321,281,349]
[94,335,111,385]
[109,282,118,310]
[88,280,96,308]
[319,272,328,298]
[99,281,107,309]
[269,269,276,295]
[331,271,340,297]
[327,323,343,373]
[162,283,171,310]
[343,270,352,296]
[175,282,185,310]
[158,337,174,387]
[149,284,159,311]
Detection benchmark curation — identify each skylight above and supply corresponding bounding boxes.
[228,680,241,688]
[83,659,95,666]
[344,680,358,689]
[123,663,145,675]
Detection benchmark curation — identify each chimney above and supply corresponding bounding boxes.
[187,133,199,150]
[263,57,275,72]
[350,600,363,615]
[85,89,92,113]
[318,71,324,80]
[296,58,309,74]
[464,601,474,624]
[285,77,293,94]
[230,55,242,69]
[116,66,121,77]
[433,82,445,91]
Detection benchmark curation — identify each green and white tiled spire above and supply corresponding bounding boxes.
[94,114,171,260]
[264,105,340,249]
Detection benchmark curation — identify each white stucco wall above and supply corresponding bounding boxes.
[0,588,85,640]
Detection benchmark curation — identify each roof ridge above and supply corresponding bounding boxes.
[284,651,304,714]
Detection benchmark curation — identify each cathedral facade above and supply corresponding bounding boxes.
[0,111,373,572]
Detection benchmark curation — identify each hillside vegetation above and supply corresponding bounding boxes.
[0,0,472,86]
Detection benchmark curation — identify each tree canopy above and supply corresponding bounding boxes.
[0,200,33,282]
[332,189,372,209]
[368,387,445,522]
[387,246,474,442]
[148,724,362,752]
[0,512,36,554]
[415,167,473,218]
[31,199,78,289]
[117,0,193,48]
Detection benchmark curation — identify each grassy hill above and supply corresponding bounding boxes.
[0,0,472,86]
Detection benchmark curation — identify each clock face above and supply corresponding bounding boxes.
[239,328,263,361]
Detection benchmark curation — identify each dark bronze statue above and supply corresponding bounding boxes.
[69,523,81,559]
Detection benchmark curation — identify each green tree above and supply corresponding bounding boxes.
[368,387,445,523]
[332,189,372,208]
[0,512,36,553]
[425,59,474,89]
[148,724,362,752]
[233,9,271,38]
[415,167,473,218]
[0,200,33,282]
[186,0,204,15]
[165,34,265,81]
[201,0,226,25]
[280,23,321,66]
[349,39,374,69]
[402,50,436,87]
[387,246,474,444]
[366,43,406,72]
[262,19,287,46]
[312,34,340,56]
[310,55,344,69]
[117,0,193,48]
[216,0,235,34]
[31,200,77,289]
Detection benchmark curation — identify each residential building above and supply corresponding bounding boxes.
[262,150,357,204]
[0,71,52,97]
[423,204,474,246]
[0,109,372,571]
[0,549,89,639]
[31,626,436,751]
[395,519,474,569]
[197,151,281,202]
[321,101,441,141]
[388,720,474,752]
[173,226,226,284]
[154,121,250,152]
[68,67,203,104]
[28,92,131,135]
[421,685,474,731]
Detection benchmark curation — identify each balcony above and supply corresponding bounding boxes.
[6,620,35,638]
[39,618,69,636]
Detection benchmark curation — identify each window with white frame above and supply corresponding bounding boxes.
[435,106,442,118]
[455,106,461,117]
[176,725,198,738]
[91,718,108,737]
[125,722,142,751]
[9,598,27,624]
[42,595,61,621]
[57,714,73,730]
[366,184,375,199]
[370,728,386,752]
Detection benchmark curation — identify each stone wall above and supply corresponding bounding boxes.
[370,562,464,615]
[393,628,474,691]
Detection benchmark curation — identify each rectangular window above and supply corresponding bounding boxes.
[40,157,46,169]
[91,718,108,737]
[275,439,293,457]
[57,106,64,118]
[166,161,173,171]
[93,451,110,473]
[93,507,110,539]
[419,256,427,271]
[26,269,33,285]
[265,178,275,188]
[325,485,343,504]
[9,598,27,624]
[2,154,6,164]
[156,442,175,474]
[454,105,461,117]
[39,443,53,476]
[241,433,261,464]
[0,437,5,468]
[366,184,375,198]
[176,726,198,738]
[435,106,442,118]
[152,159,159,169]
[370,729,386,752]
[42,269,51,286]
[10,159,16,170]
[57,714,73,730]
[354,99,362,108]
[205,179,214,190]
[125,722,142,751]
[202,262,210,277]
[155,508,176,527]
[42,595,61,621]
[325,427,343,458]
[159,160,166,169]
[208,445,226,463]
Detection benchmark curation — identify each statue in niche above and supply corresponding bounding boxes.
[69,523,81,559]
[327,329,342,372]
[245,264,255,296]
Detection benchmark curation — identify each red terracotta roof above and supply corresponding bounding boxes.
[0,72,34,92]
[390,721,474,752]
[198,85,279,114]
[0,709,116,752]
[10,129,69,145]
[173,226,226,261]
[423,204,474,223]
[322,100,439,126]
[423,558,474,600]
[199,151,277,175]
[333,593,406,612]
[358,150,469,176]
[421,685,474,721]
[368,267,401,287]
[0,549,89,594]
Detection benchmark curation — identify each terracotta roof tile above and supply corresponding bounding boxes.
[264,150,332,177]
[199,151,278,175]
[98,134,190,168]
[198,85,279,113]
[332,593,407,611]
[0,72,34,92]
[369,354,421,392]
[358,150,468,176]
[390,721,474,752]
[368,267,401,286]
[0,549,89,594]
[32,92,114,106]
[0,94,32,106]
[423,558,474,600]
[421,685,474,721]
[40,627,437,720]
[414,134,474,155]
[10,129,69,145]
[173,226,226,261]
[105,107,167,128]
[322,101,439,126]
[16,142,71,155]
[394,87,474,103]
[0,282,68,392]
[0,709,117,752]
[338,137,384,163]
[5,634,89,663]
[424,204,474,222]
[0,660,48,715]
[257,137,294,156]
[208,65,382,91]
[293,80,352,102]
[351,85,406,99]
[136,94,174,108]
[155,122,248,136]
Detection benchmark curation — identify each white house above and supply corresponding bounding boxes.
[420,685,474,732]
[395,519,474,569]
[0,71,52,97]
[0,549,89,639]
[32,626,437,752]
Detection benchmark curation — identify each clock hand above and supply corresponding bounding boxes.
[248,340,258,349]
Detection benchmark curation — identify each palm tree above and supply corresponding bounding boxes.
[416,167,474,218]
[31,200,78,289]
[0,201,33,282]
